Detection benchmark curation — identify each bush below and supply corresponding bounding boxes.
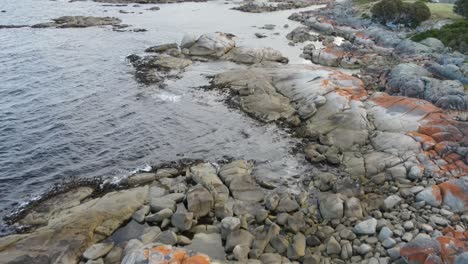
[408,1,431,25]
[412,20,468,53]
[371,0,404,24]
[371,0,431,26]
[454,0,468,18]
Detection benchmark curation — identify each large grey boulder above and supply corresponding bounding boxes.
[187,32,235,58]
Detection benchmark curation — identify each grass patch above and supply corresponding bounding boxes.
[412,20,468,53]
[427,3,463,19]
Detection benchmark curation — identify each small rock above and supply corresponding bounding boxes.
[83,242,114,260]
[233,244,249,261]
[378,227,393,242]
[157,230,177,245]
[225,229,254,252]
[382,238,396,249]
[353,218,377,235]
[150,198,176,213]
[326,236,341,255]
[287,233,306,260]
[383,195,402,210]
[221,217,241,240]
[171,212,193,231]
[145,208,173,222]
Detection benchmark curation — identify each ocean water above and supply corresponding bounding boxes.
[0,0,320,235]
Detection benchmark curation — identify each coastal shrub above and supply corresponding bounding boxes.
[371,0,404,24]
[408,1,432,25]
[371,0,431,26]
[412,20,468,53]
[454,0,468,18]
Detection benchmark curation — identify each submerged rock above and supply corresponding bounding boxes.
[32,16,121,28]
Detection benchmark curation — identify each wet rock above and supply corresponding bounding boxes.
[32,16,121,28]
[145,43,178,53]
[255,32,267,38]
[286,26,317,43]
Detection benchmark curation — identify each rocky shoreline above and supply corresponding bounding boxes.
[0,0,467,264]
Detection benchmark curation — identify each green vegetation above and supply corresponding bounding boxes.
[371,0,431,27]
[412,20,468,53]
[454,0,468,18]
[427,3,463,19]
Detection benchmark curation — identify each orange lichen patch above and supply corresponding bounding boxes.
[439,181,467,204]
[153,245,173,255]
[423,150,439,159]
[371,95,442,117]
[419,124,464,143]
[442,227,456,235]
[138,245,213,264]
[185,255,211,264]
[434,141,458,156]
[407,131,437,150]
[432,185,443,203]
[400,242,440,264]
[445,153,463,163]
[436,236,465,264]
[171,250,189,262]
[454,160,468,174]
[328,71,367,100]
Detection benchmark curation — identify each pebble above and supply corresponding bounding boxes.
[378,227,393,242]
[382,238,396,249]
[326,236,341,255]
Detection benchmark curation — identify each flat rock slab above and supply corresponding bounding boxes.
[0,186,148,263]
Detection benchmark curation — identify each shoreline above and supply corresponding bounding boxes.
[1,0,467,263]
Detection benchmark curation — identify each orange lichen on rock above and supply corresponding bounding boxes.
[371,94,443,117]
[407,131,437,150]
[329,71,367,100]
[135,244,212,264]
[401,231,468,264]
